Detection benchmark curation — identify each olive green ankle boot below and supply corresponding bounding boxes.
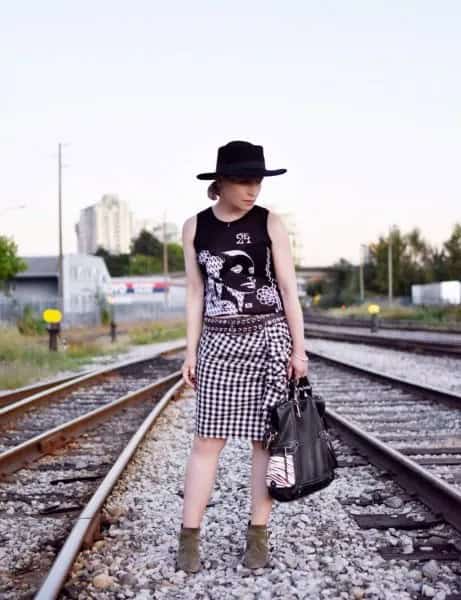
[177,526,201,573]
[243,523,269,569]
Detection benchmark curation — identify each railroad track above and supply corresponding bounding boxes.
[304,323,461,356]
[303,311,461,334]
[52,352,461,599]
[0,371,93,409]
[0,343,186,469]
[2,343,461,598]
[306,351,461,525]
[0,345,185,599]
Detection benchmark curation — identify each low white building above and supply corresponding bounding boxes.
[412,281,461,305]
[7,254,111,316]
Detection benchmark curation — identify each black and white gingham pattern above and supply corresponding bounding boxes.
[195,316,292,440]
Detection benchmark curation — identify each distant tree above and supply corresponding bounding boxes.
[316,223,461,306]
[131,230,162,257]
[306,277,327,297]
[320,259,357,307]
[405,228,430,267]
[429,247,450,282]
[167,243,185,271]
[443,223,461,280]
[129,254,162,275]
[94,247,130,276]
[368,228,411,296]
[399,228,433,290]
[0,236,26,289]
[94,246,110,259]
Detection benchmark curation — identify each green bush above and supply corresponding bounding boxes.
[16,305,46,335]
[100,305,111,326]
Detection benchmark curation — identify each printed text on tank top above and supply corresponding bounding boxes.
[194,205,284,318]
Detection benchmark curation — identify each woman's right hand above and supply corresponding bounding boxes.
[182,352,197,388]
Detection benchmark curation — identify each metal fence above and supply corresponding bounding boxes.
[110,301,185,323]
[0,297,58,325]
[0,296,185,328]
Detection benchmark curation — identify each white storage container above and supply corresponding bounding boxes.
[411,281,461,305]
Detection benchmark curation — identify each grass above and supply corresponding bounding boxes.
[0,327,126,390]
[0,318,187,390]
[129,319,186,345]
[326,304,461,327]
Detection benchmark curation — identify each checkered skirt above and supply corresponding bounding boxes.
[195,314,293,440]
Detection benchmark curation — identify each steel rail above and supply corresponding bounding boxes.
[304,326,461,356]
[306,345,461,531]
[35,377,185,600]
[0,369,182,478]
[304,312,461,334]
[0,341,186,424]
[326,408,461,533]
[0,371,93,408]
[306,347,461,409]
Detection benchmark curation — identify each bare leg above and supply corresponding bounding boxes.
[182,436,226,528]
[249,441,272,525]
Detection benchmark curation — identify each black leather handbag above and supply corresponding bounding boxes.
[264,376,337,502]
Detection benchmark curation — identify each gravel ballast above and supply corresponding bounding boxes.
[63,387,461,599]
[306,339,461,395]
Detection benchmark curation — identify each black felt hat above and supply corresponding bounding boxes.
[196,140,287,180]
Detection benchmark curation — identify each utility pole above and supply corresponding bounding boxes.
[162,211,169,306]
[388,226,394,306]
[58,143,64,313]
[359,244,366,303]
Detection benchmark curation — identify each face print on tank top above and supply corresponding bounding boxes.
[198,247,282,316]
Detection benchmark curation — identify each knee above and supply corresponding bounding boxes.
[192,436,226,456]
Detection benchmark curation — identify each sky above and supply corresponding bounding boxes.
[1,1,460,266]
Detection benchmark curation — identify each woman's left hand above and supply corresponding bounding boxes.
[288,354,309,380]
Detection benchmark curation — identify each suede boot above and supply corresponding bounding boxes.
[177,526,201,573]
[243,522,269,569]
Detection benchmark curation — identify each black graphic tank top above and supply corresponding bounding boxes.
[193,205,284,317]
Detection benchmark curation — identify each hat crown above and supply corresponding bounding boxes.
[216,141,265,170]
[196,140,286,180]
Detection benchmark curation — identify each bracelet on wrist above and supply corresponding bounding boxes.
[292,352,309,362]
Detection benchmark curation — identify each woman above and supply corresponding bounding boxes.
[178,140,308,573]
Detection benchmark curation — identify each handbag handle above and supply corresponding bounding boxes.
[289,376,312,398]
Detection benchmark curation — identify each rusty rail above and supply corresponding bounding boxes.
[327,408,461,533]
[0,370,182,478]
[0,341,186,424]
[35,377,185,600]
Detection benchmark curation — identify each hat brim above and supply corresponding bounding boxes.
[197,168,287,180]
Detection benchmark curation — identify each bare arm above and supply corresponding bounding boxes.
[267,211,308,378]
[182,216,204,386]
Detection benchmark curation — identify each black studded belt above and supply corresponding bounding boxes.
[203,313,286,334]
